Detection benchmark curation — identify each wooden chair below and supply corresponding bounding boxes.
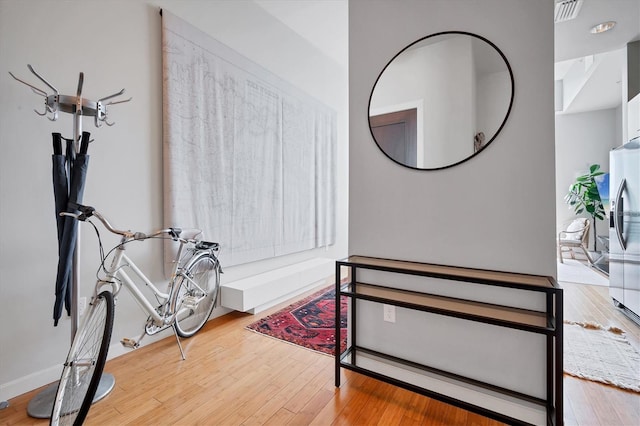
[558,218,593,264]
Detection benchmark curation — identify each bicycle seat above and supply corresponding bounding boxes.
[196,241,219,251]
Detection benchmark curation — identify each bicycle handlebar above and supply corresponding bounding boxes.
[63,202,200,243]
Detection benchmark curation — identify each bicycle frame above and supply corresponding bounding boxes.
[98,235,192,333]
[65,203,219,358]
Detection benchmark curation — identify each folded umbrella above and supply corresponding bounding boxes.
[52,133,71,326]
[52,133,69,253]
[52,131,90,326]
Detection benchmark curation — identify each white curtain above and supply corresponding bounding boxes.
[162,11,336,266]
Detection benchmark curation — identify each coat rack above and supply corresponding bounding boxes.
[10,65,131,418]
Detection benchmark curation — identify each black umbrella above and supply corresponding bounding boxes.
[51,133,70,325]
[52,133,69,255]
[52,131,90,326]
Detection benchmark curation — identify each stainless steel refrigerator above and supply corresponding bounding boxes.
[609,138,640,321]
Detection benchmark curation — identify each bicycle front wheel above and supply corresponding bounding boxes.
[50,290,114,426]
[173,252,220,338]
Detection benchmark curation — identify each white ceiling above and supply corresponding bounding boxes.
[254,0,639,115]
[254,0,348,68]
[554,0,639,62]
[554,0,640,114]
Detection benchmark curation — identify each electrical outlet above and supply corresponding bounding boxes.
[383,304,396,323]
[79,297,87,316]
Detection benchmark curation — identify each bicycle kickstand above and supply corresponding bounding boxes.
[172,325,186,360]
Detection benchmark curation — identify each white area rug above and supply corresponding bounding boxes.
[564,321,640,393]
[557,259,609,286]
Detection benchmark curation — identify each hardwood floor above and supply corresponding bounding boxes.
[2,273,639,425]
[560,275,640,426]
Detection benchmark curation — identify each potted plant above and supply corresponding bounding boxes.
[564,164,606,251]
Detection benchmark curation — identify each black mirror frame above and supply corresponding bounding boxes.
[368,31,515,171]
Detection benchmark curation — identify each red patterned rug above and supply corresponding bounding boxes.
[246,286,347,356]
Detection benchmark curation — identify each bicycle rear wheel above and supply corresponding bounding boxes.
[173,252,220,338]
[50,291,114,426]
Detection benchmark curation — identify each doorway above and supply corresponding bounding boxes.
[370,108,418,167]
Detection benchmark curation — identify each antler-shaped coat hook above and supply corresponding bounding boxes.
[96,89,132,127]
[10,65,131,127]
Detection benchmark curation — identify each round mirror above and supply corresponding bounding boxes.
[369,31,514,170]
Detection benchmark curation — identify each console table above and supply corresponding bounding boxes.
[334,256,563,426]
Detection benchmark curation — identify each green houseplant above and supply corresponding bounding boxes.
[564,164,606,251]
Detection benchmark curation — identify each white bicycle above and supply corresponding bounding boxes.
[50,203,222,425]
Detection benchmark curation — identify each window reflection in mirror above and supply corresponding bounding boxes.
[369,32,514,170]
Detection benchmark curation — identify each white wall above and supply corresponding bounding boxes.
[370,36,476,168]
[555,108,620,247]
[349,0,555,422]
[476,70,511,143]
[0,0,348,401]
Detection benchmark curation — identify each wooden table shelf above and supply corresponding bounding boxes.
[341,282,551,331]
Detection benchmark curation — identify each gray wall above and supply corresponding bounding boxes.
[0,0,348,400]
[349,0,555,422]
[350,0,556,274]
[628,40,640,101]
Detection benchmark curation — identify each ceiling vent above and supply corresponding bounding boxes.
[554,0,584,23]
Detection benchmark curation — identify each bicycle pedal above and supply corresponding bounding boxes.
[121,338,139,349]
[181,296,198,310]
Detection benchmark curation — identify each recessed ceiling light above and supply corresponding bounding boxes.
[590,21,616,34]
